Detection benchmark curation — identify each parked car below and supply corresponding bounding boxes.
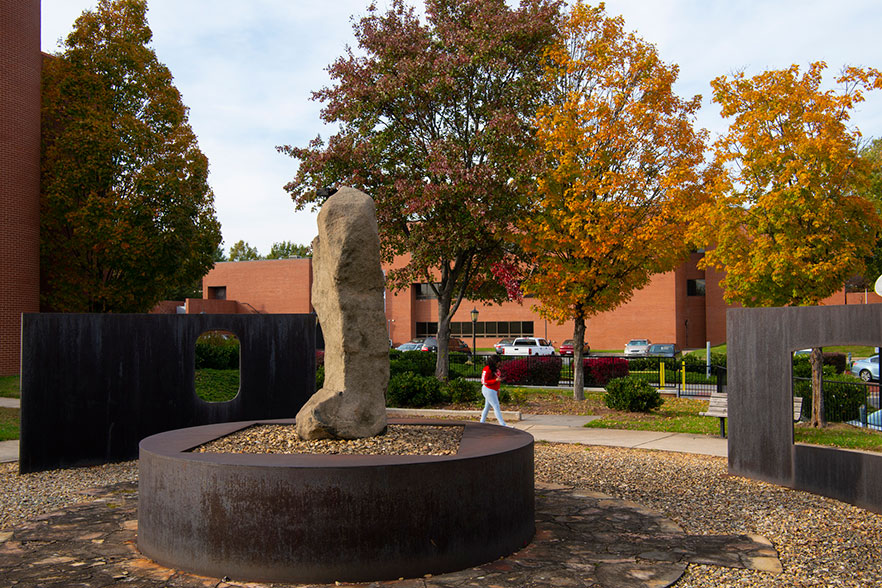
[559,339,590,356]
[624,339,651,356]
[494,338,515,355]
[421,337,471,356]
[646,343,681,358]
[502,337,556,356]
[851,355,879,382]
[395,338,425,352]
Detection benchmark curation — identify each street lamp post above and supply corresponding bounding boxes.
[470,307,479,360]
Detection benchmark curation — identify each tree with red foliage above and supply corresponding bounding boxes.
[278,0,561,380]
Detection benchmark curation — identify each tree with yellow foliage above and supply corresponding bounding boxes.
[519,2,707,400]
[695,62,882,427]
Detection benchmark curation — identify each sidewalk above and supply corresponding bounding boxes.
[389,407,727,457]
[514,413,727,457]
[0,402,728,464]
[0,397,18,463]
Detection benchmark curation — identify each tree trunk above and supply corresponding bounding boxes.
[809,346,826,428]
[435,294,453,381]
[572,314,586,401]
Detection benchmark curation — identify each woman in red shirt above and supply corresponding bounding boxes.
[480,355,508,427]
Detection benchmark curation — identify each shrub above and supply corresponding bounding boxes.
[793,375,866,422]
[316,350,325,367]
[386,372,443,408]
[443,378,480,404]
[627,356,680,372]
[683,351,727,370]
[604,376,663,413]
[506,387,530,405]
[498,356,561,386]
[195,334,239,370]
[449,352,470,365]
[390,351,436,378]
[822,352,847,374]
[583,357,629,386]
[315,365,324,391]
[792,356,838,379]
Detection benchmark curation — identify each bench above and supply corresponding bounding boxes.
[700,393,804,438]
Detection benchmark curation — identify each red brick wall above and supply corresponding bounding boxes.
[0,0,41,375]
[391,266,688,351]
[202,259,313,314]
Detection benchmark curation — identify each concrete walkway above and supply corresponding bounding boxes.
[515,413,728,457]
[389,407,728,457]
[0,397,18,464]
[0,401,728,464]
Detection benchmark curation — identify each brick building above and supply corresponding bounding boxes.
[201,254,711,351]
[0,0,42,375]
[199,253,882,352]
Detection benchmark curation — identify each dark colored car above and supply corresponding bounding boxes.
[421,337,471,356]
[559,339,590,356]
[646,343,681,358]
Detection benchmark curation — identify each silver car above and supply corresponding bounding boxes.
[624,339,651,356]
[851,355,879,382]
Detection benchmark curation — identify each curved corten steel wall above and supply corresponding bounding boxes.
[728,304,882,513]
[139,419,535,583]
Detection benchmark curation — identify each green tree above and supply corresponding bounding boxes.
[213,244,228,263]
[266,241,311,259]
[519,2,707,400]
[228,240,261,261]
[695,63,882,426]
[40,0,221,313]
[279,0,561,380]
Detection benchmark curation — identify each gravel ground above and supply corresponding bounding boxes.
[193,423,463,455]
[0,460,138,531]
[2,441,882,587]
[534,443,882,587]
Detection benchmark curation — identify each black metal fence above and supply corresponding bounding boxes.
[448,353,725,397]
[792,376,880,426]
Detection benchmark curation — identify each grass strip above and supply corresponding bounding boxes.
[0,376,20,399]
[0,408,19,441]
[195,368,240,403]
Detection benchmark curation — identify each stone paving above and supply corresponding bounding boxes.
[0,481,780,587]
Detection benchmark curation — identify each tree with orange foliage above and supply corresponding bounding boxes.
[695,62,882,427]
[519,2,707,400]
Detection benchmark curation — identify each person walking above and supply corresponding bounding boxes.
[480,355,508,426]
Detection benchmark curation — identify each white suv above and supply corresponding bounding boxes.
[502,337,556,356]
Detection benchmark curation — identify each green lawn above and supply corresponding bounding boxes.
[195,369,240,402]
[583,389,882,452]
[0,376,20,399]
[584,395,721,435]
[823,345,878,358]
[0,408,19,441]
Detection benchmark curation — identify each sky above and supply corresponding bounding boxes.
[41,0,882,255]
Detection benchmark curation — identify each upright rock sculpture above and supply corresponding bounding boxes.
[295,187,389,440]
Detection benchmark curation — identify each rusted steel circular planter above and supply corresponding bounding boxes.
[138,418,534,584]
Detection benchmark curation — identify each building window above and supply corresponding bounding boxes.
[207,286,227,300]
[687,279,705,296]
[414,283,441,300]
[416,321,534,338]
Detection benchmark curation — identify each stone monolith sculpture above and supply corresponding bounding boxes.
[295,187,389,440]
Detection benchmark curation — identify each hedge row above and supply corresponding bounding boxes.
[386,373,481,408]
